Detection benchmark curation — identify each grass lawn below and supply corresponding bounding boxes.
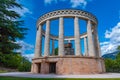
[0,77,120,80]
[0,70,7,73]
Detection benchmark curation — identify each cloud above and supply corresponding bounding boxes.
[100,42,109,45]
[100,42,119,55]
[15,40,34,61]
[70,0,88,8]
[15,0,33,17]
[44,0,92,8]
[105,22,120,43]
[9,7,32,17]
[100,22,120,55]
[45,0,57,4]
[16,41,34,53]
[22,53,34,61]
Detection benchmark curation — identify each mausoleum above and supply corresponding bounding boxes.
[31,9,106,74]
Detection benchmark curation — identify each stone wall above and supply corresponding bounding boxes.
[56,57,105,74]
[31,56,105,74]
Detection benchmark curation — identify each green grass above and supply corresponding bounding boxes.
[0,77,120,80]
[0,70,7,73]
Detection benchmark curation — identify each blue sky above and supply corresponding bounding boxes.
[15,0,120,60]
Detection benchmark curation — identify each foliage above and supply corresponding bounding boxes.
[0,0,30,72]
[55,48,58,55]
[117,46,120,50]
[104,46,120,72]
[0,70,7,73]
[0,53,22,68]
[0,0,28,54]
[0,53,31,72]
[18,57,31,72]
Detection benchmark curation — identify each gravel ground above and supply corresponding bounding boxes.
[0,72,120,78]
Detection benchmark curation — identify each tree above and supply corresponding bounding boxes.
[0,53,31,71]
[105,46,120,72]
[0,53,22,68]
[18,57,31,72]
[55,47,58,55]
[0,0,31,72]
[117,46,120,50]
[0,0,28,54]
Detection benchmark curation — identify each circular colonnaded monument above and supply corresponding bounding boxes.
[31,9,106,74]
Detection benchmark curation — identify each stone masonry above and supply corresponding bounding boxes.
[31,9,106,74]
[32,56,105,74]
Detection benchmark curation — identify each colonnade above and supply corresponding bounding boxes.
[31,10,106,75]
[34,10,101,58]
[34,17,100,58]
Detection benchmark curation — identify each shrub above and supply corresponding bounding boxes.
[0,53,31,72]
[105,53,120,72]
[18,57,31,72]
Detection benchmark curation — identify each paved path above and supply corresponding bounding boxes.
[0,72,120,78]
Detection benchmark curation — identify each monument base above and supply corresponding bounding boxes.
[31,56,105,74]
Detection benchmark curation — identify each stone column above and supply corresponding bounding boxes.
[33,63,39,73]
[93,26,101,57]
[58,17,64,56]
[44,20,50,57]
[31,63,34,73]
[52,39,55,55]
[87,20,95,57]
[84,37,88,56]
[34,25,42,58]
[74,17,81,56]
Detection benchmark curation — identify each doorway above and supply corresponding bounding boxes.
[36,63,41,73]
[49,62,56,73]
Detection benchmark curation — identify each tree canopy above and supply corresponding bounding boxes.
[105,46,120,72]
[0,0,28,54]
[0,0,31,72]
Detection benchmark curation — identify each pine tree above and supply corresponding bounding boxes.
[0,0,28,54]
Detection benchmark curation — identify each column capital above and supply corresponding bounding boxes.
[75,16,79,18]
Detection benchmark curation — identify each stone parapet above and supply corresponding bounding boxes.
[37,9,98,26]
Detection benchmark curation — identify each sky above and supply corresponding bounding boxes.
[14,0,120,60]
